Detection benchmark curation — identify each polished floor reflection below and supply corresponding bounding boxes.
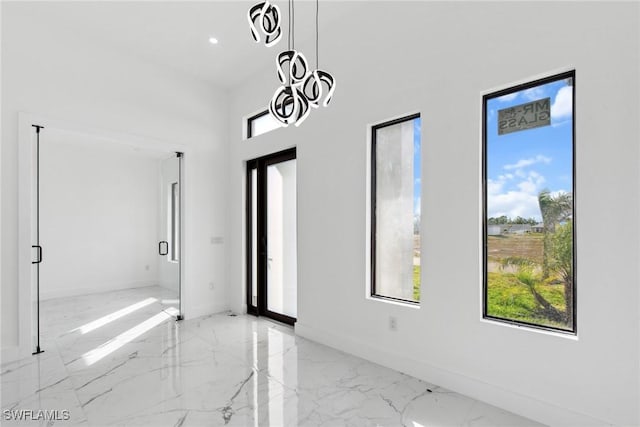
[1,287,542,426]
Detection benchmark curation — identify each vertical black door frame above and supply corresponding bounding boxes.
[176,152,184,321]
[32,125,44,355]
[159,153,183,320]
[246,158,259,316]
[246,147,297,325]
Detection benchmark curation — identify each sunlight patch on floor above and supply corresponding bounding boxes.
[82,307,179,366]
[70,297,158,335]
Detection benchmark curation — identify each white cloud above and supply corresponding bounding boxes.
[523,87,545,101]
[488,170,546,220]
[490,170,544,195]
[551,86,572,120]
[515,169,546,194]
[517,180,537,194]
[487,178,505,195]
[504,155,551,171]
[497,93,518,102]
[488,191,542,221]
[528,170,541,181]
[497,173,514,181]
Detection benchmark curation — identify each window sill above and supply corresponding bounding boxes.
[367,295,420,309]
[480,317,578,340]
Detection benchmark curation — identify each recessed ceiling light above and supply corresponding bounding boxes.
[209,37,219,45]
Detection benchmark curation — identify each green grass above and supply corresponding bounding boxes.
[413,265,420,301]
[414,260,566,328]
[487,272,567,328]
[485,232,571,328]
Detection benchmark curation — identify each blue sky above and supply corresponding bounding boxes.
[486,78,573,221]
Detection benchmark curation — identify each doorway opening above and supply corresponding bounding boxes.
[27,124,184,356]
[246,148,297,325]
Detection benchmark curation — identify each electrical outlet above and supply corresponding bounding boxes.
[145,265,150,271]
[389,316,398,331]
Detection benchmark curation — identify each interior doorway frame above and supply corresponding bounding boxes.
[246,147,297,325]
[17,113,189,358]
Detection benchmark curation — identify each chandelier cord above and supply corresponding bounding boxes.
[316,0,319,69]
[287,0,291,51]
[287,0,292,86]
[292,0,295,50]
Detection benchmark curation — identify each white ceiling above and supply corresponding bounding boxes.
[15,1,365,89]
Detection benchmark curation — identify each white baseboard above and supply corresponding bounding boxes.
[40,280,157,301]
[186,302,229,320]
[1,345,21,365]
[295,322,606,427]
[158,284,179,293]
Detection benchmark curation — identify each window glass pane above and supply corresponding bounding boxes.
[250,113,281,138]
[266,159,297,318]
[251,168,258,307]
[484,73,574,332]
[373,115,421,303]
[248,105,294,138]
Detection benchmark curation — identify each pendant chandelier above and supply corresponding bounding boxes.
[248,0,336,127]
[248,1,282,47]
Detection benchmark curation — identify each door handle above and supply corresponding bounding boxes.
[159,241,168,256]
[32,245,42,264]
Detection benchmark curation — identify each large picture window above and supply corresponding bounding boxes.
[483,71,575,332]
[371,114,421,303]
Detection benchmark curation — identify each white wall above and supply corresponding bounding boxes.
[228,2,640,425]
[1,2,229,359]
[39,136,160,300]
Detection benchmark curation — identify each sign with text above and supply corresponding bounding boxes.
[498,97,550,135]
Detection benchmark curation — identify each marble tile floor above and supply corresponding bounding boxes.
[1,287,543,426]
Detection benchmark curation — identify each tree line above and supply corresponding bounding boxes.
[487,216,539,225]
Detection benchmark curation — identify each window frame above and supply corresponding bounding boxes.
[246,110,271,139]
[482,70,577,334]
[246,148,298,324]
[246,99,297,139]
[370,112,421,305]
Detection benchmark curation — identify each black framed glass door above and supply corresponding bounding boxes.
[158,152,183,320]
[247,148,297,325]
